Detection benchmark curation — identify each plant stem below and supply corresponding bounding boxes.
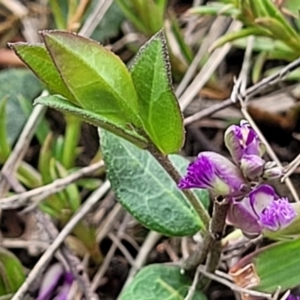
[62,116,81,169]
[182,197,228,272]
[147,144,210,229]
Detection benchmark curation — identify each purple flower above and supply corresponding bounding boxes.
[37,263,74,300]
[227,184,296,237]
[224,120,265,163]
[178,151,248,196]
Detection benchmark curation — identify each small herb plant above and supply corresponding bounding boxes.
[6,8,300,297]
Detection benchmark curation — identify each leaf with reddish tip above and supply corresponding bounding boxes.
[40,30,142,127]
[9,43,76,103]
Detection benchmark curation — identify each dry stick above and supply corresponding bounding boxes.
[179,20,242,111]
[147,144,210,229]
[176,16,230,98]
[122,231,162,289]
[0,103,47,197]
[182,197,229,272]
[108,232,136,266]
[91,214,131,291]
[184,56,300,126]
[79,0,113,37]
[184,264,201,300]
[234,37,299,201]
[11,180,111,300]
[197,265,273,299]
[0,160,104,209]
[34,210,98,300]
[282,153,300,182]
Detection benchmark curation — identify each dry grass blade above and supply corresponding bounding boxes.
[11,180,110,300]
[0,160,104,209]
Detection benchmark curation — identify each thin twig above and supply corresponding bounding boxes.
[91,213,131,291]
[122,231,162,289]
[182,197,228,272]
[0,160,104,209]
[176,16,230,98]
[11,181,110,300]
[79,0,113,37]
[184,265,201,300]
[184,56,300,125]
[0,97,47,197]
[179,21,242,111]
[197,265,273,299]
[282,153,300,182]
[108,232,136,266]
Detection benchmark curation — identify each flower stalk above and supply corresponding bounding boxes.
[147,143,211,229]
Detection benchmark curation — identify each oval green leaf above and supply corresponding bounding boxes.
[100,129,209,236]
[119,264,207,300]
[41,30,142,127]
[130,30,184,154]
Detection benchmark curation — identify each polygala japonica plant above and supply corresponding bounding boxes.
[8,28,300,299]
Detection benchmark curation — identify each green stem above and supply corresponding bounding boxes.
[62,116,81,169]
[147,144,210,230]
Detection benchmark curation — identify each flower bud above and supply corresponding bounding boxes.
[178,151,249,196]
[262,163,284,180]
[240,154,265,181]
[224,120,265,163]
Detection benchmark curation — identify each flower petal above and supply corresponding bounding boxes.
[260,198,296,231]
[178,151,248,196]
[53,272,74,300]
[37,263,64,300]
[249,184,276,216]
[227,197,262,237]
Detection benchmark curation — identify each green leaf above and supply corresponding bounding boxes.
[255,17,300,51]
[115,0,148,34]
[260,0,300,41]
[130,31,184,154]
[169,11,193,64]
[9,43,75,103]
[41,30,142,127]
[252,51,267,83]
[0,99,11,162]
[0,69,43,145]
[119,264,207,300]
[231,239,300,294]
[100,129,209,236]
[209,27,272,51]
[35,94,148,148]
[0,248,25,295]
[189,3,240,17]
[55,161,81,212]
